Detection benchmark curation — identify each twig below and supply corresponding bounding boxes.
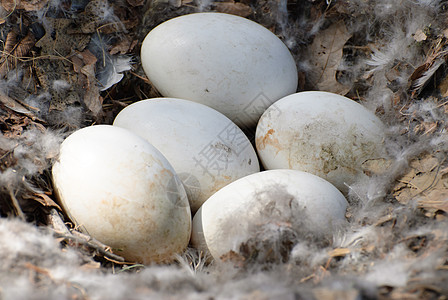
[59,232,126,262]
[9,188,25,221]
[130,71,151,84]
[48,208,125,262]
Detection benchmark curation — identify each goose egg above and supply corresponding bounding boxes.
[141,12,298,128]
[52,125,191,264]
[256,91,386,192]
[191,169,347,260]
[113,98,260,212]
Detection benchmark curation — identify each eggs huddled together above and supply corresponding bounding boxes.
[52,13,386,264]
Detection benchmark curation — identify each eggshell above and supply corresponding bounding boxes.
[255,91,386,192]
[113,98,260,212]
[141,12,298,128]
[191,169,347,260]
[52,125,191,264]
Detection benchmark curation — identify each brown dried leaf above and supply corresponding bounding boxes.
[409,37,447,96]
[410,64,429,83]
[411,59,444,95]
[80,49,97,66]
[413,29,427,42]
[109,38,134,55]
[362,158,393,176]
[407,172,437,192]
[71,55,84,73]
[14,32,35,58]
[419,193,448,214]
[409,153,439,173]
[23,192,61,210]
[394,154,448,207]
[79,51,102,116]
[0,31,17,75]
[2,30,17,56]
[394,170,436,204]
[213,2,252,17]
[0,90,38,119]
[2,0,50,11]
[0,31,35,77]
[0,112,31,137]
[309,21,352,95]
[395,187,418,204]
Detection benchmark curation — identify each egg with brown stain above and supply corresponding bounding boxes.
[52,125,191,264]
[255,91,386,193]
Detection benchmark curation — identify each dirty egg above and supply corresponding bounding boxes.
[141,12,298,128]
[191,169,348,261]
[255,91,386,193]
[51,125,191,264]
[113,98,260,212]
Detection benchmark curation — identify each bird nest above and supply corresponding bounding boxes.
[0,0,448,299]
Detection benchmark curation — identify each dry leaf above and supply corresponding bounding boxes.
[309,21,352,95]
[419,192,448,214]
[110,38,136,55]
[0,112,31,137]
[0,90,38,120]
[410,154,439,173]
[70,50,102,116]
[2,0,49,11]
[213,2,252,17]
[81,50,103,116]
[362,158,393,176]
[413,29,427,42]
[411,59,444,95]
[80,50,97,66]
[0,31,35,76]
[394,154,448,206]
[23,193,61,210]
[71,55,84,73]
[1,30,17,58]
[409,37,447,97]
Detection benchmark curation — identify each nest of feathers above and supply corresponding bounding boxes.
[1,0,448,299]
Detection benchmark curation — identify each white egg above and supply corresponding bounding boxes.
[113,98,260,212]
[191,169,348,261]
[52,125,191,264]
[141,12,298,128]
[256,91,386,193]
